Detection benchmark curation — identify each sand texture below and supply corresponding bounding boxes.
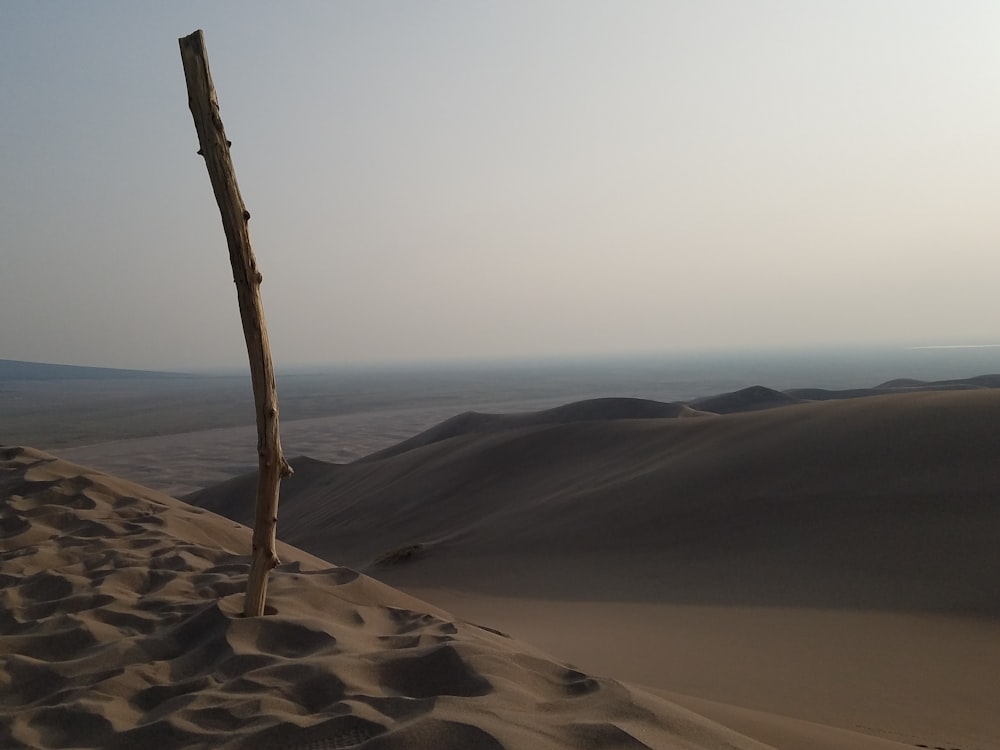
[0,446,772,750]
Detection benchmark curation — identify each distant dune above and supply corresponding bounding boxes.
[361,396,707,461]
[876,373,1000,389]
[691,374,1000,413]
[686,384,802,414]
[785,373,1000,401]
[187,388,1000,614]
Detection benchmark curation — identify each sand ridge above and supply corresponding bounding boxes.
[0,446,772,750]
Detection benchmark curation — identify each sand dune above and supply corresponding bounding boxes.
[188,388,1000,747]
[361,397,706,462]
[9,382,1000,748]
[691,374,1000,414]
[189,390,1000,613]
[687,385,802,414]
[0,446,774,750]
[45,374,1000,497]
[876,373,1000,390]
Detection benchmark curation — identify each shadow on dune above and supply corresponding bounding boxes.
[185,384,1000,617]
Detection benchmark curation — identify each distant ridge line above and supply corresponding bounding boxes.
[358,374,1000,459]
[359,396,701,462]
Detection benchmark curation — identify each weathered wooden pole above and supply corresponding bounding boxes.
[179,30,292,617]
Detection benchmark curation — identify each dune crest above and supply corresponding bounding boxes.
[0,446,770,750]
[360,396,706,462]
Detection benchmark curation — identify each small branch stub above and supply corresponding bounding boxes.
[178,30,292,617]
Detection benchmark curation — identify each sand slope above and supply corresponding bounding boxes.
[189,389,1000,614]
[187,388,1000,748]
[687,385,802,414]
[0,446,772,750]
[360,397,707,462]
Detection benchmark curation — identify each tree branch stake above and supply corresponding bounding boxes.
[179,29,292,617]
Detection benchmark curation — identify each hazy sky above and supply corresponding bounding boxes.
[2,1,998,369]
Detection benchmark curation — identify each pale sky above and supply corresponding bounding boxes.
[2,1,998,369]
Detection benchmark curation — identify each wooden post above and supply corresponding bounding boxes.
[179,30,292,617]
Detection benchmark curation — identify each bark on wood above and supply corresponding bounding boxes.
[178,30,292,617]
